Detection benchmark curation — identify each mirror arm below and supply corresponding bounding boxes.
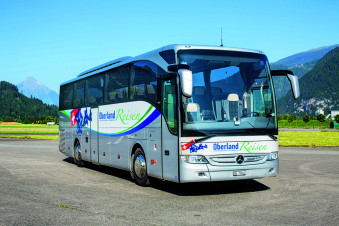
[270,70,300,100]
[271,70,294,76]
[168,64,191,72]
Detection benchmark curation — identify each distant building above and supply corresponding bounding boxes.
[315,108,324,115]
[330,110,339,120]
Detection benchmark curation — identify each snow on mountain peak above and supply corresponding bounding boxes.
[17,77,59,106]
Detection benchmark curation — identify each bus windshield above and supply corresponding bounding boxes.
[178,49,277,137]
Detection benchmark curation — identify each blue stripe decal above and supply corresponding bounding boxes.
[87,109,161,137]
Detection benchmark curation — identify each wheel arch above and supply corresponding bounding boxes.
[131,141,146,156]
[130,141,146,173]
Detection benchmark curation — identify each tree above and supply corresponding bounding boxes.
[28,115,39,124]
[288,115,294,128]
[277,114,283,121]
[316,114,326,129]
[303,115,310,125]
[283,114,289,120]
[335,114,339,123]
[44,116,54,124]
[54,115,59,124]
[3,116,14,122]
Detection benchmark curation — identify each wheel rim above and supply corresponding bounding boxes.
[134,154,146,179]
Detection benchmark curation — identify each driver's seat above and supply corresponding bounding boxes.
[224,93,242,120]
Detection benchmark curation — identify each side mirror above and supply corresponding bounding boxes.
[287,74,300,100]
[178,69,192,98]
[271,70,300,100]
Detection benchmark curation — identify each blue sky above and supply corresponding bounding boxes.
[0,0,338,93]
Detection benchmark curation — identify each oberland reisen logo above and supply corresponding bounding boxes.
[236,155,244,164]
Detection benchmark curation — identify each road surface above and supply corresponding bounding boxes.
[0,139,338,225]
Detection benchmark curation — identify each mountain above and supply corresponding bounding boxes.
[17,77,59,106]
[0,81,58,119]
[273,44,339,67]
[271,45,339,100]
[271,60,317,99]
[277,47,339,115]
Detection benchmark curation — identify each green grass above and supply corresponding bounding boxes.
[0,135,58,140]
[0,124,59,134]
[1,124,338,147]
[56,204,78,210]
[278,120,332,129]
[279,131,339,147]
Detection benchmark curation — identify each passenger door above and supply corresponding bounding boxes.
[161,77,179,182]
[90,107,99,164]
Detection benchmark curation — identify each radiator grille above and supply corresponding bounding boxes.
[207,154,267,166]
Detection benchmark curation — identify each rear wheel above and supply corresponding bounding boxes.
[132,148,150,186]
[74,140,84,167]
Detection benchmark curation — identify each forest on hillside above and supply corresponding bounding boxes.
[277,47,339,115]
[0,81,58,122]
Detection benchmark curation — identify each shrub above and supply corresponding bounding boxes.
[316,114,326,129]
[3,116,14,122]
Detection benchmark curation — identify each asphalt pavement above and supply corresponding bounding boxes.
[0,139,338,225]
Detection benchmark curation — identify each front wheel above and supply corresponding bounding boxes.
[74,141,84,167]
[132,148,150,186]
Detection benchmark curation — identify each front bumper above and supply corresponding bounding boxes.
[179,157,279,183]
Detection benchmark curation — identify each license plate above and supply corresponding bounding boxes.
[233,170,246,176]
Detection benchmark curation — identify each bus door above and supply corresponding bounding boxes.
[90,107,99,164]
[161,77,179,182]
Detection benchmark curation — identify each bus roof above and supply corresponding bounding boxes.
[61,44,265,86]
[161,44,263,54]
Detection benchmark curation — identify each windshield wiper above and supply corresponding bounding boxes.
[194,134,217,143]
[257,129,277,141]
[245,121,277,141]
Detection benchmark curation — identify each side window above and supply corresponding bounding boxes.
[61,83,73,110]
[104,66,129,103]
[162,78,178,134]
[159,50,176,64]
[130,61,164,105]
[73,79,85,108]
[86,74,104,106]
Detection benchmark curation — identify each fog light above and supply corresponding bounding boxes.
[268,152,278,161]
[198,172,206,176]
[269,168,275,173]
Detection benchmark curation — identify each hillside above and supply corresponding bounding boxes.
[274,44,339,67]
[17,77,59,106]
[277,47,339,115]
[271,60,317,99]
[0,81,58,119]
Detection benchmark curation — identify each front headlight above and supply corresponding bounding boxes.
[268,152,279,161]
[181,155,208,164]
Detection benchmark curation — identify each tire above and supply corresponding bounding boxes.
[132,148,150,186]
[74,140,84,167]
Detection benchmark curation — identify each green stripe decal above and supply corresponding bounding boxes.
[60,110,70,117]
[99,105,154,135]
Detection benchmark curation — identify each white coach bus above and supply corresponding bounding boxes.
[59,44,300,186]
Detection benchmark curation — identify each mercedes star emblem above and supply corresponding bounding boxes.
[236,155,244,164]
